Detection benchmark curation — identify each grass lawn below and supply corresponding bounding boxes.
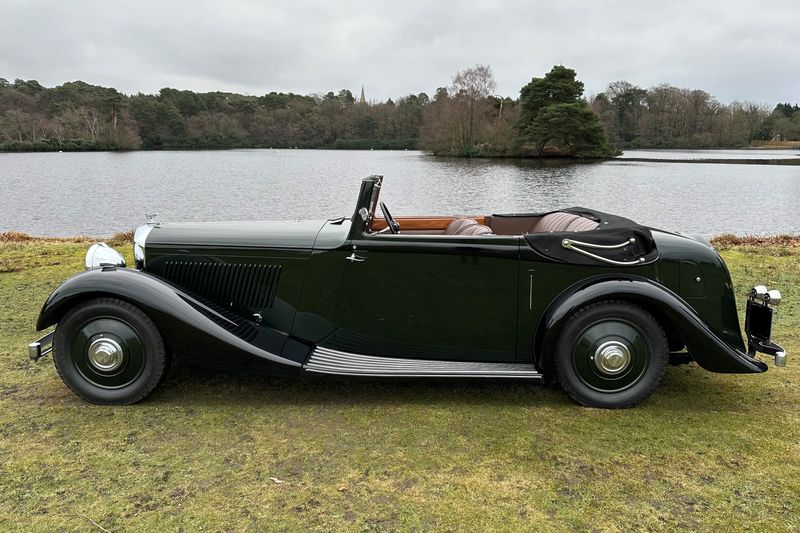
[1,236,798,531]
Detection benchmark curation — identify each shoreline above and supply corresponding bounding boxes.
[2,146,798,165]
[617,157,800,165]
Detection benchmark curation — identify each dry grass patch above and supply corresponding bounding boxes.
[711,233,800,253]
[0,231,35,243]
[107,230,134,246]
[0,231,132,245]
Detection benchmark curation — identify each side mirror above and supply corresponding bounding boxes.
[358,207,369,222]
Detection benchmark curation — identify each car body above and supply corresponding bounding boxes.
[30,176,786,407]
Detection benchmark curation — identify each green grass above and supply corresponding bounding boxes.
[1,238,798,532]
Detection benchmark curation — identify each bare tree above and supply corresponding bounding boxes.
[451,64,496,154]
[420,65,498,156]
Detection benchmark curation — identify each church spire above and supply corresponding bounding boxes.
[359,85,366,105]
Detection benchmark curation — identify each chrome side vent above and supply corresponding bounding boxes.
[162,261,282,309]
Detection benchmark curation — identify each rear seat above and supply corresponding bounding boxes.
[531,212,599,233]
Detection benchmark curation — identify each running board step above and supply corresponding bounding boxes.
[304,347,543,379]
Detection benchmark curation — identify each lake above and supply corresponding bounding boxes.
[1,149,799,237]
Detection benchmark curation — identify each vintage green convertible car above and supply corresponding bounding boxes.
[30,176,786,408]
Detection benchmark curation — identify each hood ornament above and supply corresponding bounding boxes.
[145,212,160,225]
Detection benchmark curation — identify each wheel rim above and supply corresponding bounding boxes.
[571,319,650,392]
[69,317,147,388]
[593,340,631,375]
[87,337,125,371]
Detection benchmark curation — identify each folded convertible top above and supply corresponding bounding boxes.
[515,207,659,266]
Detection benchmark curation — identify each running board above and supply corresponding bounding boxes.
[304,347,544,379]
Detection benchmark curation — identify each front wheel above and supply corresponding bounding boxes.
[53,298,167,404]
[555,300,668,408]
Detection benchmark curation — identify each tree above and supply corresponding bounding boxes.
[519,65,584,123]
[336,89,355,106]
[129,96,186,148]
[419,65,498,156]
[159,88,207,117]
[519,66,616,156]
[451,64,496,155]
[526,103,615,156]
[758,103,800,141]
[605,80,647,144]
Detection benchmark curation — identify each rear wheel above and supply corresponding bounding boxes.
[53,298,167,405]
[555,300,668,408]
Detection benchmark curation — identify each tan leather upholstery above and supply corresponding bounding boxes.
[564,216,600,232]
[445,218,478,235]
[458,223,493,236]
[530,212,599,233]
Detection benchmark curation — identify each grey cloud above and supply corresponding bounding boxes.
[0,0,797,104]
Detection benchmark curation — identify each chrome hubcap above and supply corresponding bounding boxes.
[87,338,124,372]
[593,340,631,375]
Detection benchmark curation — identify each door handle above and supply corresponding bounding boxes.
[346,253,366,262]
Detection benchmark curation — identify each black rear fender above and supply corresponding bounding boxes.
[535,276,766,374]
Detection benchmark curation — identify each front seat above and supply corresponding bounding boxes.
[458,224,492,236]
[445,218,478,235]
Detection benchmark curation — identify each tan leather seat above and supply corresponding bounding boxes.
[531,212,599,233]
[564,216,599,232]
[458,224,492,236]
[445,218,478,235]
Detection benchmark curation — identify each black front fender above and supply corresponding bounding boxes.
[37,267,303,375]
[537,276,767,374]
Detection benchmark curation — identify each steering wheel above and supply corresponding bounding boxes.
[379,201,400,234]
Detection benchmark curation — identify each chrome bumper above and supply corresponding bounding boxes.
[746,286,787,367]
[28,332,53,361]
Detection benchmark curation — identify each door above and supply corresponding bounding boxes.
[334,234,520,362]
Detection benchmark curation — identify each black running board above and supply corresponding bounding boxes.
[304,347,544,379]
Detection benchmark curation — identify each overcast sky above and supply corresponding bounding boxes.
[1,0,798,105]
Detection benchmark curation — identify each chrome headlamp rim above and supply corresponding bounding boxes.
[766,289,781,306]
[750,285,781,307]
[133,223,154,270]
[751,285,768,301]
[85,243,126,270]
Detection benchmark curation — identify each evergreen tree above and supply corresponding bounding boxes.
[518,65,617,157]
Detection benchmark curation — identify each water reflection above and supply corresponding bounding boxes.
[0,149,798,237]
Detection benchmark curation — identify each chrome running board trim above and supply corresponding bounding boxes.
[304,347,543,379]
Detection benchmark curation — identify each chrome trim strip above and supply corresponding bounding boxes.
[305,347,543,378]
[528,270,534,310]
[562,237,636,250]
[561,238,646,266]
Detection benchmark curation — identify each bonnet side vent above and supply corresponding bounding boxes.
[163,261,282,309]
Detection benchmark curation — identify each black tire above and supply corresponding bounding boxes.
[555,300,668,408]
[53,297,167,405]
